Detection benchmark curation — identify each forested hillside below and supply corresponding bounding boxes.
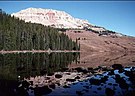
[0,9,80,51]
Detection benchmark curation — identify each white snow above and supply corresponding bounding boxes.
[11,8,92,29]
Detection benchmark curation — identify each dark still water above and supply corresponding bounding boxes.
[0,52,79,80]
[0,52,135,96]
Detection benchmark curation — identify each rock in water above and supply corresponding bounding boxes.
[112,64,123,70]
[55,74,62,78]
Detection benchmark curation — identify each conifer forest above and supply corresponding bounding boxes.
[0,9,80,51]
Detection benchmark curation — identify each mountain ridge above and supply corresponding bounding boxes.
[1,8,135,52]
[11,8,135,52]
[12,8,90,29]
[11,8,108,31]
[12,8,127,37]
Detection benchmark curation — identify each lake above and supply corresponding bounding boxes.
[0,52,135,96]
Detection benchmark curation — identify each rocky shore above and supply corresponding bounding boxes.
[15,64,135,96]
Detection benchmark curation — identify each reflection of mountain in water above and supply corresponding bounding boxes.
[0,52,80,80]
[69,52,135,68]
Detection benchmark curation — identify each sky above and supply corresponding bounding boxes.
[0,1,135,36]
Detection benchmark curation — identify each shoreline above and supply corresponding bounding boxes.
[0,50,135,54]
[0,50,80,54]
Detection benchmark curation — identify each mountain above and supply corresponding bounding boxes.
[12,8,124,37]
[11,8,89,29]
[11,8,135,53]
[12,8,106,30]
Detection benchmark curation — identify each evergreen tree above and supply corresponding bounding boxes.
[0,9,80,51]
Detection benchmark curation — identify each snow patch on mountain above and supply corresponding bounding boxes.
[11,8,126,37]
[11,8,105,31]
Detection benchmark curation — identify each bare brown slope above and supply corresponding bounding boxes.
[66,30,135,52]
[66,30,135,68]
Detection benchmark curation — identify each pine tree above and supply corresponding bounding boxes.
[0,9,80,51]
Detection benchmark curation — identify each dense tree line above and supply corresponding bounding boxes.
[0,9,80,51]
[0,52,79,80]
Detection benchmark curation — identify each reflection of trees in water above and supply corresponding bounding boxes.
[0,52,80,80]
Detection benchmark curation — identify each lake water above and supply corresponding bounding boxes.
[0,52,135,96]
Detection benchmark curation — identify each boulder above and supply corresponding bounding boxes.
[66,79,76,82]
[55,74,62,79]
[63,85,70,88]
[75,76,80,79]
[75,67,88,74]
[49,84,55,89]
[112,64,123,70]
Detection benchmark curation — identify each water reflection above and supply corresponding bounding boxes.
[69,52,135,68]
[0,52,135,96]
[0,52,80,96]
[0,52,80,80]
